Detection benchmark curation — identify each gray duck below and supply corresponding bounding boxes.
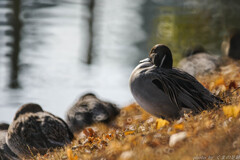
[130,44,222,120]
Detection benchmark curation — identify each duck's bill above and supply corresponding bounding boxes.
[139,58,151,63]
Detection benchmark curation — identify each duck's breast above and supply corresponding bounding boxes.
[130,63,180,119]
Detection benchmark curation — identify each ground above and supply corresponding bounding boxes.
[36,59,240,160]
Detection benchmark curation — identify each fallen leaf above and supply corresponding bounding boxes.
[229,81,238,89]
[83,128,95,137]
[156,118,169,130]
[124,130,135,136]
[173,124,184,130]
[67,148,78,160]
[214,76,225,86]
[223,105,240,118]
[106,134,114,140]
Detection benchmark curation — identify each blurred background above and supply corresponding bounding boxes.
[0,0,240,122]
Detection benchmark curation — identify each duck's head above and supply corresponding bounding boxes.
[184,45,206,57]
[79,93,97,101]
[0,123,9,130]
[13,103,43,120]
[222,28,240,59]
[228,28,240,59]
[149,44,173,69]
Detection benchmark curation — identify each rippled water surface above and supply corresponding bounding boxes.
[0,0,240,122]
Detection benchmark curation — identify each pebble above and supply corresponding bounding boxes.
[119,150,134,160]
[169,132,187,147]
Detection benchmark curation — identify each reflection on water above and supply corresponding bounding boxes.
[9,0,21,88]
[152,0,240,65]
[0,0,148,122]
[0,0,240,122]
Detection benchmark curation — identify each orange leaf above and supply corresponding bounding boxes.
[223,105,240,118]
[87,128,95,137]
[88,137,94,143]
[124,130,135,136]
[214,76,225,86]
[67,148,78,160]
[106,134,113,140]
[173,124,184,130]
[156,118,169,130]
[83,128,95,137]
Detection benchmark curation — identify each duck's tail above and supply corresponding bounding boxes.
[214,86,240,106]
[222,87,240,99]
[213,95,224,106]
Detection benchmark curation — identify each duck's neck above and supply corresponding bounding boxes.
[152,53,173,69]
[160,54,172,69]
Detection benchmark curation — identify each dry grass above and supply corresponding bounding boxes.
[35,61,240,160]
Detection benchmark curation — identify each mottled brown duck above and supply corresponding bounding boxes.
[0,123,19,160]
[7,103,74,159]
[66,93,120,134]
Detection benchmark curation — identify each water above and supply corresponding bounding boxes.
[0,0,240,123]
[0,0,148,123]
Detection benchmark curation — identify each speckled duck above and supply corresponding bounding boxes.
[0,123,19,160]
[6,103,74,159]
[66,93,120,134]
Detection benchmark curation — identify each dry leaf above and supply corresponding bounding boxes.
[156,118,169,130]
[106,134,114,140]
[124,130,135,136]
[229,81,238,89]
[67,148,78,160]
[223,105,240,118]
[173,124,184,130]
[83,128,95,137]
[214,76,225,86]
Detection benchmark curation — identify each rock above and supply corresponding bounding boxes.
[169,132,187,147]
[119,151,134,160]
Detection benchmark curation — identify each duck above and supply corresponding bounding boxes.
[0,123,19,160]
[221,28,240,60]
[129,44,223,120]
[6,103,74,159]
[178,45,219,76]
[66,93,120,134]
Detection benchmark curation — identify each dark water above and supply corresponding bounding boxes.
[0,0,240,123]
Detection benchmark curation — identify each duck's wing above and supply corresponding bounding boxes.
[8,115,49,154]
[8,113,73,157]
[47,112,74,139]
[0,131,19,160]
[40,113,73,147]
[91,103,110,122]
[150,68,222,112]
[104,102,120,118]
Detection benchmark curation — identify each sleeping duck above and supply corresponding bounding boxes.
[66,93,120,134]
[0,123,19,160]
[6,103,74,159]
